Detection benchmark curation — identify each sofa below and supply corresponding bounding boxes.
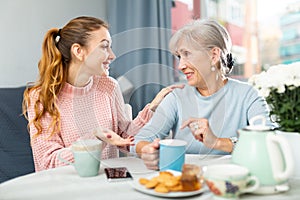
[0,86,34,183]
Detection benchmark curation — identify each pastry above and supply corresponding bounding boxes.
[180,164,201,191]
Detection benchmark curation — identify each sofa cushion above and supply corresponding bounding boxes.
[0,86,34,183]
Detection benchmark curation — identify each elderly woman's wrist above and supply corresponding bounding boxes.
[215,138,233,153]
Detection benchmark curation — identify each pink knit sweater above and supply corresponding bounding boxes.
[27,75,153,171]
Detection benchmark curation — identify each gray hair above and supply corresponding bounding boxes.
[169,19,234,74]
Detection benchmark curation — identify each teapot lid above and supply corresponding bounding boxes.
[244,115,271,131]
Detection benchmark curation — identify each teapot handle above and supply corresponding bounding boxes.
[249,115,266,126]
[266,134,294,182]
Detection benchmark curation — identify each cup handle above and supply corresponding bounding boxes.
[240,176,260,194]
[57,147,74,166]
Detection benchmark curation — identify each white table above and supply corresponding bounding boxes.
[0,155,299,200]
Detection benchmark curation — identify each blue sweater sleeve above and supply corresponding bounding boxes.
[245,86,275,128]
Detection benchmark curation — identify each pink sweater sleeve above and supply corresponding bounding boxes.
[114,83,153,137]
[27,91,74,171]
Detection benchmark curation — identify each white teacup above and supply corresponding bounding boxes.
[57,139,102,177]
[203,164,260,199]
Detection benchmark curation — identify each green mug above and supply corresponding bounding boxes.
[57,139,102,177]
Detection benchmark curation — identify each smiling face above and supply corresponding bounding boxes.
[83,27,115,76]
[175,39,212,89]
[69,26,116,86]
[169,19,233,95]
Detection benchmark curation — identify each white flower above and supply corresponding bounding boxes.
[248,62,300,132]
[251,62,300,94]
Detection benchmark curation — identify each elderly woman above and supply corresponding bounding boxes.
[132,19,274,170]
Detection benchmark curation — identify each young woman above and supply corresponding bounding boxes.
[23,16,183,171]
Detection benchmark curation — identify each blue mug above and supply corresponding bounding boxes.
[159,139,187,171]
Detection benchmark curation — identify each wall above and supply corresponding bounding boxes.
[171,1,193,33]
[0,0,107,87]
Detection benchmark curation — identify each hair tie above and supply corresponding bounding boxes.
[57,29,61,37]
[55,29,62,44]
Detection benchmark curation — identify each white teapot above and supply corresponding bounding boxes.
[232,116,294,194]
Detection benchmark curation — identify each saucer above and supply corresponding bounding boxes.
[252,182,289,194]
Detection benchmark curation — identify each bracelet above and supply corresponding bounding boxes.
[229,136,238,152]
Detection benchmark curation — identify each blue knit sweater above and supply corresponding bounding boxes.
[133,78,274,155]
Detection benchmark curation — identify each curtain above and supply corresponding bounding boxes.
[107,0,175,117]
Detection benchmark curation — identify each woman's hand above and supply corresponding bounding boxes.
[181,118,218,149]
[93,127,134,147]
[138,139,160,170]
[149,84,185,112]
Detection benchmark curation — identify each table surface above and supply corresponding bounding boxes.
[1,154,299,200]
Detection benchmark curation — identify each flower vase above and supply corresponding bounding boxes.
[276,131,300,179]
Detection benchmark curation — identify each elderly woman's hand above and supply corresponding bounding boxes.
[138,139,160,170]
[149,84,185,112]
[181,118,218,149]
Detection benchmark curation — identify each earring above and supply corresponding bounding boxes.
[211,65,216,72]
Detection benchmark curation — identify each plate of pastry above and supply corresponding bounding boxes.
[131,164,208,198]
